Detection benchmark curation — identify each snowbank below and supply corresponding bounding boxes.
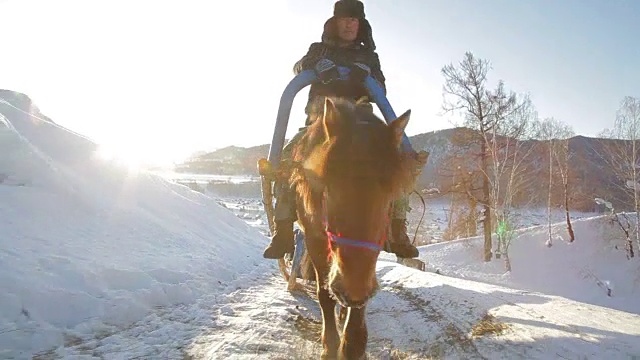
[0,100,270,358]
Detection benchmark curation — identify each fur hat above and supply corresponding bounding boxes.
[322,0,376,50]
[333,0,365,18]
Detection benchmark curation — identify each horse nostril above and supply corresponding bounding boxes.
[331,285,369,308]
[331,284,356,307]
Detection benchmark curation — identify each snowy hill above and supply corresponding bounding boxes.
[423,216,640,315]
[2,95,640,359]
[0,97,269,358]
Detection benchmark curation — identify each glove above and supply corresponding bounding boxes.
[414,150,429,165]
[403,150,429,178]
[413,150,429,177]
[315,59,340,84]
[350,62,371,83]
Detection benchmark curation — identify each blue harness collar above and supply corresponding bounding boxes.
[327,231,383,252]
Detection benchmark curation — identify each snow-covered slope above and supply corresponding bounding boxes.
[422,216,640,315]
[0,100,269,358]
[2,99,640,359]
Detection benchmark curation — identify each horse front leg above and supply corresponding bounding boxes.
[318,275,339,359]
[302,225,339,358]
[339,306,368,360]
[294,189,339,358]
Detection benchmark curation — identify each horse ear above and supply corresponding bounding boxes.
[323,97,339,139]
[391,109,411,147]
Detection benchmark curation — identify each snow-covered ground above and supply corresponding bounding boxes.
[423,216,640,315]
[215,195,640,314]
[2,100,640,359]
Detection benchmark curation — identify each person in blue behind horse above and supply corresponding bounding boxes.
[263,0,426,260]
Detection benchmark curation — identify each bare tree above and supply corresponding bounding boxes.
[595,198,635,259]
[488,99,538,271]
[553,124,576,243]
[598,96,640,258]
[437,130,482,240]
[441,52,531,262]
[534,118,576,246]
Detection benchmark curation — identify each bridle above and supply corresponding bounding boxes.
[322,190,389,255]
[315,114,394,255]
[327,231,385,252]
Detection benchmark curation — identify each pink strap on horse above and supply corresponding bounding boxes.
[323,191,389,256]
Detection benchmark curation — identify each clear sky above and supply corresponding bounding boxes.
[0,0,638,166]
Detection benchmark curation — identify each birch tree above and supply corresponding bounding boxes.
[488,98,538,271]
[535,118,576,246]
[441,52,531,262]
[598,96,640,258]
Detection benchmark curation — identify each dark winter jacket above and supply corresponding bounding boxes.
[293,41,387,118]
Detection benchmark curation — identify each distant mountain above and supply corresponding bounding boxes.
[175,144,270,175]
[176,128,634,213]
[175,129,461,177]
[410,129,631,213]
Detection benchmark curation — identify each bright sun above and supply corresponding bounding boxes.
[94,144,146,172]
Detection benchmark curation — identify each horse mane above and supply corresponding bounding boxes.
[289,97,415,218]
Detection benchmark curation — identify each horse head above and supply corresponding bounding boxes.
[292,97,417,308]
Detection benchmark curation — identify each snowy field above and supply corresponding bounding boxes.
[2,103,640,359]
[210,193,602,246]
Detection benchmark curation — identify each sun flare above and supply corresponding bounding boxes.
[95,144,145,172]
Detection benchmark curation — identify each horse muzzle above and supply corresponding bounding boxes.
[329,278,379,309]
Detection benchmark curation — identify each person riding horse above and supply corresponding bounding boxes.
[263,0,426,260]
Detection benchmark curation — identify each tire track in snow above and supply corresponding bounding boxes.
[185,267,524,359]
[378,284,487,359]
[364,267,548,359]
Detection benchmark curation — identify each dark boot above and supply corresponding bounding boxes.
[390,219,419,258]
[263,220,295,259]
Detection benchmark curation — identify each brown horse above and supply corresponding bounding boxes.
[289,97,418,359]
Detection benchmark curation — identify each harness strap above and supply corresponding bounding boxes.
[322,191,385,254]
[327,231,384,252]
